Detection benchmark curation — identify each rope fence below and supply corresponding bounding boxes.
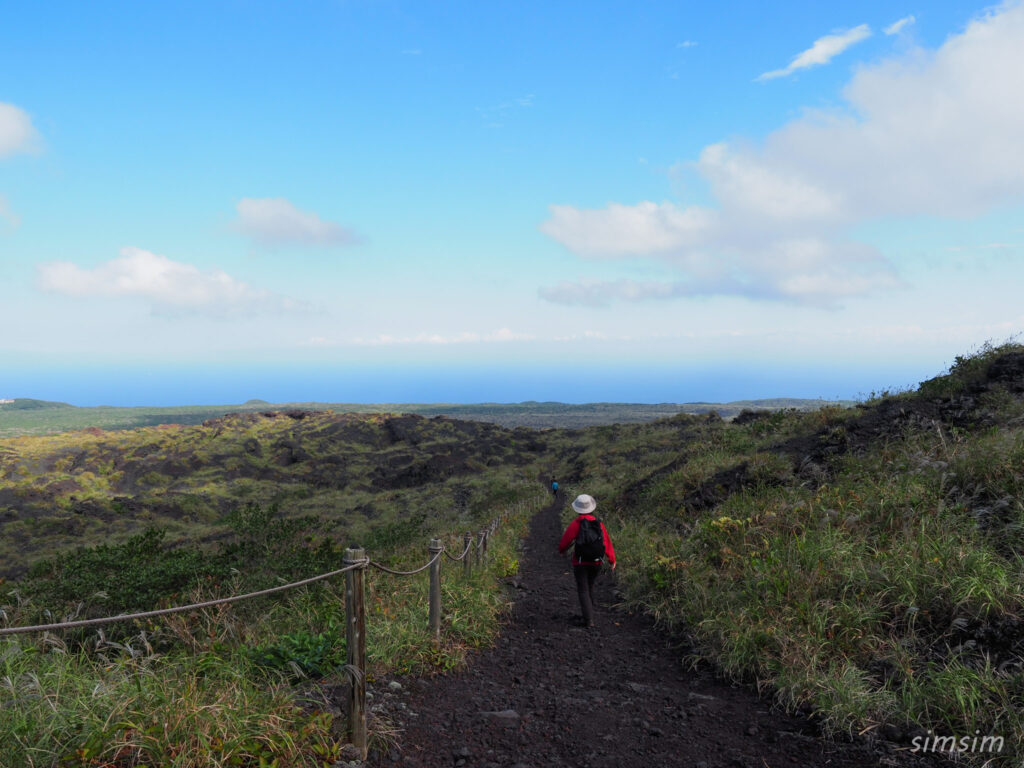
[0,488,548,759]
[0,560,370,637]
[367,549,442,576]
[442,538,474,562]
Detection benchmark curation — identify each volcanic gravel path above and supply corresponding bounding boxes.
[369,493,951,768]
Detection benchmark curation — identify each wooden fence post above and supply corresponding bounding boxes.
[343,547,367,758]
[463,532,473,578]
[428,538,443,641]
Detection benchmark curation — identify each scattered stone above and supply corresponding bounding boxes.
[687,692,718,703]
[338,744,363,762]
[479,709,520,728]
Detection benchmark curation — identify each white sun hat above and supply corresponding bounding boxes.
[571,494,597,515]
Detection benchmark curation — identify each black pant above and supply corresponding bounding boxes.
[573,564,601,625]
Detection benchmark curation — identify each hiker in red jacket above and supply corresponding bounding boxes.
[557,493,616,628]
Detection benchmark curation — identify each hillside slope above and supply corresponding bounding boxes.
[0,410,548,578]
[547,342,1024,761]
[0,397,848,436]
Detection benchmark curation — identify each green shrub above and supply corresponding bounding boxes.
[246,624,346,681]
[23,528,226,614]
[919,340,1024,398]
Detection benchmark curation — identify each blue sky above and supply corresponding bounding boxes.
[2,1,1023,405]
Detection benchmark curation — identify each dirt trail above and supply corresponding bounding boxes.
[369,493,949,768]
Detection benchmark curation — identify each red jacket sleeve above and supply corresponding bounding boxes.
[558,518,580,553]
[601,522,616,566]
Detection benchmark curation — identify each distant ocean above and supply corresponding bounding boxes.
[0,362,937,407]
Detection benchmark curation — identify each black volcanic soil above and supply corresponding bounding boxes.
[367,493,952,768]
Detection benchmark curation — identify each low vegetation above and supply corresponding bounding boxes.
[0,410,548,578]
[0,397,849,436]
[554,341,1024,763]
[4,342,1024,765]
[1,492,541,766]
[1,411,546,766]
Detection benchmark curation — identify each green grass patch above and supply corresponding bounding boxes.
[1,472,547,766]
[552,344,1024,762]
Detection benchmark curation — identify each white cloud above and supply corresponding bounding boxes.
[0,102,40,157]
[552,330,633,342]
[303,336,335,347]
[540,238,901,307]
[756,24,872,81]
[885,15,916,35]
[309,327,639,346]
[541,202,716,256]
[696,143,843,224]
[350,328,534,346]
[676,40,698,48]
[540,279,682,307]
[0,196,19,232]
[232,197,357,247]
[767,4,1024,218]
[542,3,1024,307]
[37,247,299,316]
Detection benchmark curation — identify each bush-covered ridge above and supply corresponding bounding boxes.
[0,398,72,411]
[552,341,1024,762]
[0,410,547,578]
[1,480,544,766]
[0,396,850,436]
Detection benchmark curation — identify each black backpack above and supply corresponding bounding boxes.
[574,517,605,561]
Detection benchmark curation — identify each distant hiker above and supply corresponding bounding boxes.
[557,493,616,628]
[551,478,559,496]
